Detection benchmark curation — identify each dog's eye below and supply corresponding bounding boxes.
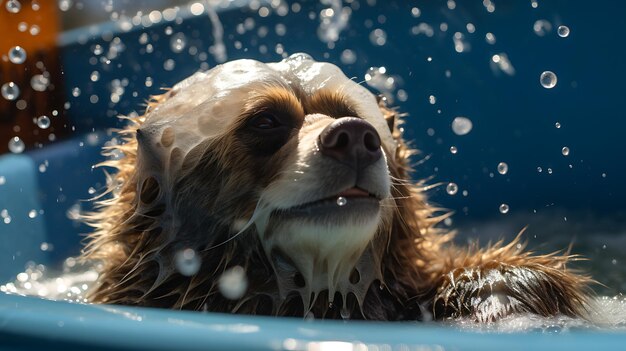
[249,113,280,129]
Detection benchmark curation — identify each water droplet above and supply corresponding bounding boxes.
[561,146,570,156]
[533,19,552,36]
[540,71,557,89]
[170,32,187,53]
[451,116,473,135]
[5,0,21,13]
[490,53,516,76]
[8,136,25,153]
[497,162,508,175]
[557,25,570,38]
[1,82,20,100]
[340,49,357,65]
[555,122,561,129]
[340,306,351,320]
[90,71,100,82]
[30,74,49,91]
[36,115,50,129]
[29,25,40,36]
[58,0,72,11]
[218,266,248,300]
[163,59,175,71]
[8,46,26,64]
[369,28,387,46]
[66,203,81,221]
[337,196,347,206]
[71,87,81,97]
[446,182,458,195]
[450,146,458,154]
[28,209,37,218]
[175,248,201,276]
[40,242,53,251]
[499,203,509,214]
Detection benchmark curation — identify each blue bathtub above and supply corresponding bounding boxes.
[2,0,625,350]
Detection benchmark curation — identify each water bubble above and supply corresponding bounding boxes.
[5,0,21,13]
[340,49,357,65]
[1,82,20,100]
[497,162,508,175]
[555,122,561,129]
[72,87,81,97]
[218,266,248,300]
[499,203,509,214]
[450,146,458,154]
[557,25,570,38]
[540,71,557,89]
[337,196,347,206]
[537,166,543,173]
[170,33,187,53]
[485,32,496,44]
[0,176,5,185]
[8,136,25,154]
[175,248,201,276]
[369,29,387,46]
[547,168,553,174]
[446,182,458,195]
[36,116,50,129]
[429,95,436,104]
[8,46,27,64]
[562,146,570,156]
[28,209,37,218]
[533,19,552,36]
[451,116,473,135]
[30,74,49,91]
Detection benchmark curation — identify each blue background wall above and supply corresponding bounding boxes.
[59,0,626,223]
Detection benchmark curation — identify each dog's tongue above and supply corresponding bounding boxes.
[337,187,369,197]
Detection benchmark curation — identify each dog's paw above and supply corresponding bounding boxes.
[433,262,588,322]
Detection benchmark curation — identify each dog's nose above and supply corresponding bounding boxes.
[318,117,382,170]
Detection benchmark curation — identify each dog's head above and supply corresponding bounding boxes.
[87,54,437,314]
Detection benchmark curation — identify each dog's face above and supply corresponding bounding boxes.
[136,54,399,303]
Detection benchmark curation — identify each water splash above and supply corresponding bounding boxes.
[317,0,351,47]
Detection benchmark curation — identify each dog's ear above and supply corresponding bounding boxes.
[376,95,396,133]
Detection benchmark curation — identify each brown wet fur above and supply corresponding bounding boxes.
[81,86,592,322]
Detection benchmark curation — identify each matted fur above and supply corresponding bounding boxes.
[81,56,592,322]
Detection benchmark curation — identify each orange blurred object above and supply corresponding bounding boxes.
[0,0,68,154]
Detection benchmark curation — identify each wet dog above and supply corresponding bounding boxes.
[82,54,591,321]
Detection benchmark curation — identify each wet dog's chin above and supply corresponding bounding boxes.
[273,196,381,223]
